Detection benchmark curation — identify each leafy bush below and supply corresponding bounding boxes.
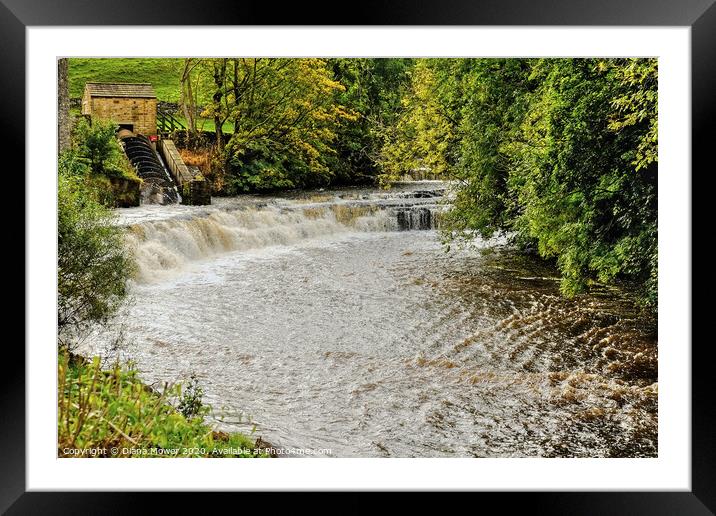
[72,117,139,180]
[177,374,205,420]
[58,353,263,457]
[57,171,134,343]
[58,148,91,178]
[58,115,143,341]
[225,142,299,192]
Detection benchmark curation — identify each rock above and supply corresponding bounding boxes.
[254,436,278,457]
[211,430,230,441]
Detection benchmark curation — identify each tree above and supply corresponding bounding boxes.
[180,58,202,141]
[58,58,71,153]
[204,58,357,192]
[182,58,413,191]
[380,59,460,182]
[329,58,413,184]
[450,58,531,236]
[209,58,228,155]
[511,59,657,305]
[607,58,658,172]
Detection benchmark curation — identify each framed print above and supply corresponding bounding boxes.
[7,0,712,512]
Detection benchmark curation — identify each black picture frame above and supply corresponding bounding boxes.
[6,0,712,512]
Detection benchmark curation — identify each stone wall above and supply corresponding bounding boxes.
[158,139,211,205]
[158,139,194,185]
[109,176,141,207]
[83,97,157,136]
[181,179,212,206]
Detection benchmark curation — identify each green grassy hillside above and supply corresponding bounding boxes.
[69,58,185,102]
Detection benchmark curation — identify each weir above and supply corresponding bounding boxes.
[120,183,448,282]
[158,139,212,206]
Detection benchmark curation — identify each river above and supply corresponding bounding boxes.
[85,182,657,457]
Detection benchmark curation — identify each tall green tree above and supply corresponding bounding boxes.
[58,58,71,153]
[450,58,531,236]
[512,59,657,303]
[203,58,356,192]
[179,58,203,140]
[387,58,658,310]
[328,58,413,184]
[380,58,461,181]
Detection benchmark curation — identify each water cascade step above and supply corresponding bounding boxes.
[395,206,435,230]
[118,183,450,281]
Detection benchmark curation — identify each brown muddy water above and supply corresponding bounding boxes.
[86,182,657,457]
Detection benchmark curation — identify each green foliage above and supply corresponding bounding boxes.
[204,58,359,193]
[58,116,140,341]
[72,118,138,180]
[155,58,413,193]
[225,140,306,192]
[389,58,658,311]
[380,59,462,181]
[177,374,205,420]
[57,171,135,341]
[452,58,531,235]
[58,353,264,457]
[57,116,139,338]
[329,58,413,184]
[58,147,91,177]
[607,59,658,171]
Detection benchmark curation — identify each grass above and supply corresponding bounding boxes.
[69,58,185,102]
[69,58,215,106]
[58,352,267,458]
[172,115,236,134]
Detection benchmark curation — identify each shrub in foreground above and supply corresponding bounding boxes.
[58,353,265,458]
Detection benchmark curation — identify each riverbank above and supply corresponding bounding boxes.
[58,351,269,458]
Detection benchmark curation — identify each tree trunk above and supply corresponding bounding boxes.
[212,59,227,155]
[58,58,71,153]
[180,58,198,144]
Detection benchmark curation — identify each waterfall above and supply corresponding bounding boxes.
[122,185,449,282]
[395,207,435,230]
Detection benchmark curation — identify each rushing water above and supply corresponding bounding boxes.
[86,182,657,457]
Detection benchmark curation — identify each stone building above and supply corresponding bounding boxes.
[81,82,157,136]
